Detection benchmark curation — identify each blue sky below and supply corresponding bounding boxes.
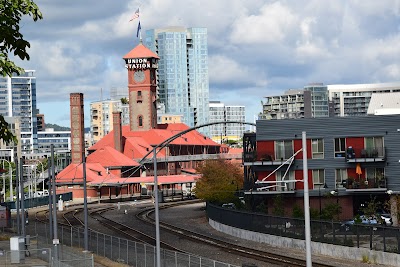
[14,0,400,127]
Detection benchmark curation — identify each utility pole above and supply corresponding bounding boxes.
[51,145,59,265]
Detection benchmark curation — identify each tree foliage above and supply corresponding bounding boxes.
[194,159,243,204]
[0,0,42,144]
[0,115,17,144]
[0,0,42,77]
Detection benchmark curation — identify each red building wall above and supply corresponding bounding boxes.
[256,141,274,160]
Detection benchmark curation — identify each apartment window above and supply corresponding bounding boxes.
[312,169,325,188]
[276,171,295,191]
[365,136,384,157]
[312,139,324,159]
[366,168,384,180]
[334,138,346,158]
[335,169,348,188]
[275,140,293,160]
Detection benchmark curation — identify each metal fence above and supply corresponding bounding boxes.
[2,192,73,210]
[27,222,238,267]
[207,202,400,253]
[4,247,52,266]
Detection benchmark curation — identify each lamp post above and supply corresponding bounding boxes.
[319,183,328,218]
[0,159,12,202]
[330,189,339,220]
[30,159,45,192]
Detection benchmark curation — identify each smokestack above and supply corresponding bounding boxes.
[112,111,123,153]
[70,93,85,164]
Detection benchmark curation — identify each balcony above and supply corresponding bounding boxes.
[340,176,387,191]
[243,152,293,166]
[345,147,386,162]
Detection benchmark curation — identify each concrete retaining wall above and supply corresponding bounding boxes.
[209,218,400,266]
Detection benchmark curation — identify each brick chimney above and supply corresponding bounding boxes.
[70,93,85,164]
[112,111,123,153]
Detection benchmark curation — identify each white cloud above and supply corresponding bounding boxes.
[10,0,400,126]
[209,55,267,87]
[230,2,297,44]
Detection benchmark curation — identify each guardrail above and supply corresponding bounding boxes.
[207,203,400,253]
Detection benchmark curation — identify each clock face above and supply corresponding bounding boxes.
[134,71,145,83]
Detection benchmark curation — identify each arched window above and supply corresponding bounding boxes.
[138,115,143,127]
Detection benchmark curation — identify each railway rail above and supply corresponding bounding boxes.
[34,200,335,266]
[136,202,334,267]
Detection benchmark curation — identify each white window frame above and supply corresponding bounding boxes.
[312,169,325,188]
[275,140,294,160]
[276,170,295,191]
[334,138,346,158]
[335,169,348,188]
[312,138,324,159]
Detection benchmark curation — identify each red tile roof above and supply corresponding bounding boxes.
[228,148,243,154]
[56,163,119,184]
[89,123,220,160]
[86,146,139,167]
[123,43,159,59]
[88,174,200,186]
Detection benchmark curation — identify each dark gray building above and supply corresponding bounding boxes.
[244,114,400,220]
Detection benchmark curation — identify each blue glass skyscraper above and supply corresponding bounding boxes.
[145,27,210,136]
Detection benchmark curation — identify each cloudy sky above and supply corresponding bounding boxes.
[14,0,400,127]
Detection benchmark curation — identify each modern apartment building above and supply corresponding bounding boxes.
[304,83,329,117]
[157,114,183,124]
[145,27,210,136]
[37,128,71,154]
[0,70,38,154]
[260,82,400,120]
[209,101,245,143]
[90,99,129,144]
[327,82,400,117]
[243,114,400,220]
[260,89,312,120]
[36,113,45,131]
[0,117,21,162]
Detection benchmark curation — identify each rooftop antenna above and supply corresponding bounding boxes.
[100,88,103,101]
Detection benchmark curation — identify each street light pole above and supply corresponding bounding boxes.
[153,146,161,267]
[0,160,12,202]
[302,131,312,267]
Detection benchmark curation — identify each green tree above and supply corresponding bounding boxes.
[194,159,243,204]
[272,194,285,216]
[0,0,42,143]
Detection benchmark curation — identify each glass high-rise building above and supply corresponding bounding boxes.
[145,27,210,136]
[0,70,38,154]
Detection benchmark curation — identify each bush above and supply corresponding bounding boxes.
[292,204,304,218]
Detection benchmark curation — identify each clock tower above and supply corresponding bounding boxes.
[123,43,159,131]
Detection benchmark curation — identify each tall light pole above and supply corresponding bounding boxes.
[330,189,339,220]
[30,159,45,192]
[302,131,312,267]
[0,159,12,202]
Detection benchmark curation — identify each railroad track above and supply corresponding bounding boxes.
[137,202,334,267]
[88,207,183,252]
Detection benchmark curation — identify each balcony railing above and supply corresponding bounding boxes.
[340,176,387,190]
[345,147,386,162]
